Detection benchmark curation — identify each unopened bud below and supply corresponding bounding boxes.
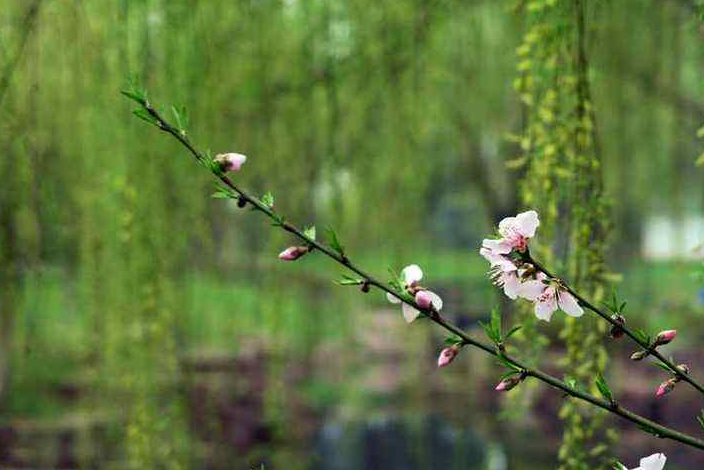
[654,330,677,347]
[609,314,626,339]
[214,152,247,172]
[278,246,310,261]
[676,364,690,376]
[630,350,649,361]
[360,281,370,293]
[415,290,434,310]
[656,378,677,398]
[437,345,459,368]
[495,374,525,392]
[237,197,247,208]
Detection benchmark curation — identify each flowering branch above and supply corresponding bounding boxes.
[523,252,704,397]
[122,87,704,452]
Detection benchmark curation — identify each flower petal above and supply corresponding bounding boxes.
[502,273,521,300]
[480,248,516,272]
[402,303,421,323]
[387,292,401,304]
[519,279,544,301]
[514,210,540,238]
[535,297,557,321]
[427,291,443,311]
[557,291,584,317]
[638,453,666,470]
[482,238,512,255]
[497,216,517,238]
[402,264,423,284]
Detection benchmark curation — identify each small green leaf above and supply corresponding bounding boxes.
[444,335,462,346]
[633,328,650,345]
[490,308,502,339]
[171,105,189,134]
[326,228,345,257]
[478,320,500,344]
[303,226,317,241]
[336,275,364,286]
[696,152,704,167]
[612,462,628,470]
[595,372,614,403]
[505,325,522,340]
[652,361,672,373]
[132,108,158,126]
[261,191,275,209]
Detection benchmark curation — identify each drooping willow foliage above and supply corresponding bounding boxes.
[514,0,613,468]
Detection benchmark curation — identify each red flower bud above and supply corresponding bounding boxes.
[655,378,677,398]
[495,374,524,392]
[654,330,677,346]
[437,345,459,368]
[278,246,310,261]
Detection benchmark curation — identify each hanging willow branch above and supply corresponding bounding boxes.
[122,88,704,452]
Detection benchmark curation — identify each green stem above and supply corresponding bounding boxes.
[128,94,704,452]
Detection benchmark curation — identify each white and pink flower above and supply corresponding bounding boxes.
[483,210,540,254]
[630,453,667,470]
[387,264,443,323]
[519,272,584,321]
[215,152,247,172]
[480,245,522,300]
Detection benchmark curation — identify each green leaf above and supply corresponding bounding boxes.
[595,372,614,403]
[633,328,650,345]
[444,335,462,346]
[652,361,672,373]
[478,320,500,344]
[121,75,148,104]
[261,191,275,209]
[495,352,520,372]
[490,307,502,338]
[612,462,628,470]
[303,225,317,241]
[336,274,364,286]
[132,108,158,126]
[505,325,522,340]
[697,410,704,433]
[326,228,345,258]
[696,152,704,167]
[171,105,189,134]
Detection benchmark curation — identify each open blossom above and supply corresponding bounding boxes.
[215,152,247,172]
[480,245,522,300]
[630,453,667,470]
[386,264,443,323]
[483,210,540,254]
[520,272,584,321]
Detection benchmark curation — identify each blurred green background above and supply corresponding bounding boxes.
[2,0,704,468]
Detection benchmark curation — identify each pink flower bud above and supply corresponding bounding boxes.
[278,246,310,261]
[654,330,677,346]
[656,378,677,398]
[495,374,524,392]
[215,153,247,172]
[415,290,433,310]
[437,346,459,368]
